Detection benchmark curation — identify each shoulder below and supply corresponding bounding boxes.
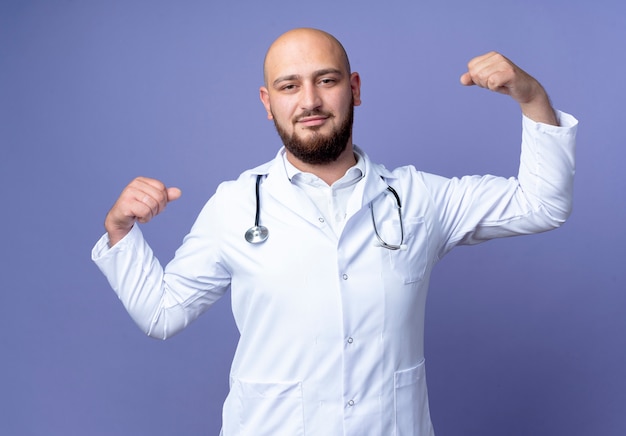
[214,154,279,196]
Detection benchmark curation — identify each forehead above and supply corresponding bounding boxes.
[264,31,349,82]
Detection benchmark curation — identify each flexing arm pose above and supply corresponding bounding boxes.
[103,51,558,246]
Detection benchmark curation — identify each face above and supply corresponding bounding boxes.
[260,29,361,166]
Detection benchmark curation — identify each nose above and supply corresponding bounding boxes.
[300,83,322,111]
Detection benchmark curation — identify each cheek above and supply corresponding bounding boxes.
[327,92,352,117]
[272,110,290,128]
[269,100,293,122]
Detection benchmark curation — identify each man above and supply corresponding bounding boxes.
[92,28,577,435]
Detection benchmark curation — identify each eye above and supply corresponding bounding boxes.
[318,78,336,86]
[280,83,298,92]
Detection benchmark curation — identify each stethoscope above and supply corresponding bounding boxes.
[244,174,406,250]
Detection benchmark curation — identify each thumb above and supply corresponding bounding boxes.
[167,187,182,202]
[459,72,475,86]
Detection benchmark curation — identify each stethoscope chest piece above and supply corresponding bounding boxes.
[245,225,269,244]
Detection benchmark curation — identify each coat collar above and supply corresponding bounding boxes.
[247,146,397,222]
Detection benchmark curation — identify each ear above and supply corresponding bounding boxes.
[259,86,273,120]
[350,72,362,106]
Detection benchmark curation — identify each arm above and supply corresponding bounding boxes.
[425,53,577,257]
[94,176,207,339]
[93,179,232,339]
[460,51,558,126]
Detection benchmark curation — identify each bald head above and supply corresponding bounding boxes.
[263,28,351,86]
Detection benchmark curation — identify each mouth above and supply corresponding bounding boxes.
[296,116,330,128]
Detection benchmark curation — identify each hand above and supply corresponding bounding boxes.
[460,52,558,125]
[104,177,182,247]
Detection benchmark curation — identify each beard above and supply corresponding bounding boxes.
[273,103,354,165]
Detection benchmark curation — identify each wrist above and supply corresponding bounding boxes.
[104,214,134,247]
[519,88,558,126]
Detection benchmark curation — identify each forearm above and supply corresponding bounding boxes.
[92,226,199,339]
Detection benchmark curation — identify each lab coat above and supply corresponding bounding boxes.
[92,112,577,435]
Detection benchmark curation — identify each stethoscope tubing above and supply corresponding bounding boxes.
[245,174,404,250]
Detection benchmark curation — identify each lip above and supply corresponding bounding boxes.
[297,116,329,127]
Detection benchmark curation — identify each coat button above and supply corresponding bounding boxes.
[348,400,355,407]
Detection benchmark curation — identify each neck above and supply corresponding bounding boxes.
[286,143,357,186]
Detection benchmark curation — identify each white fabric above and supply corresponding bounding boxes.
[282,150,365,236]
[92,111,577,435]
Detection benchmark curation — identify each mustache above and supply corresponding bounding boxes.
[293,110,334,123]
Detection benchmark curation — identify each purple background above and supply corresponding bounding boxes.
[2,1,625,435]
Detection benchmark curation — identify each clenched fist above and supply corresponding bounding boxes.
[460,52,558,126]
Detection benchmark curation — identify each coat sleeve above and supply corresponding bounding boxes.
[91,188,232,340]
[425,110,577,259]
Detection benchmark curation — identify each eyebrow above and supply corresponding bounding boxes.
[272,68,344,87]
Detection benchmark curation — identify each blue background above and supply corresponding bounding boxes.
[2,1,625,435]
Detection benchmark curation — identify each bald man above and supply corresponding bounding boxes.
[93,28,577,435]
